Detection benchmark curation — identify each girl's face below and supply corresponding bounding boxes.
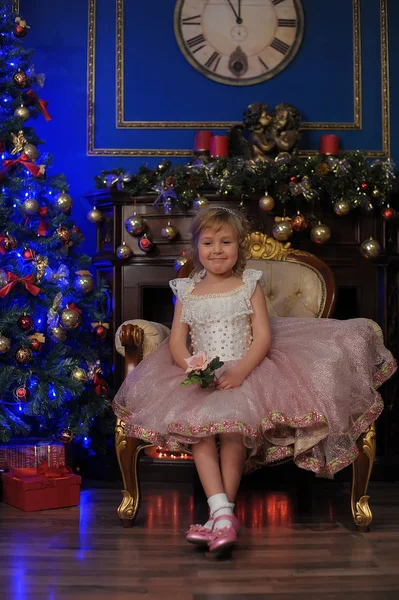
[198,224,239,277]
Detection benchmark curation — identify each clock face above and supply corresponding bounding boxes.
[174,0,304,86]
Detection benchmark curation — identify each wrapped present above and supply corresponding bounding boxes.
[2,462,81,512]
[0,441,65,469]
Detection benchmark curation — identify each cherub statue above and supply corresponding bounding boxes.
[242,102,276,161]
[271,103,301,153]
[11,130,27,155]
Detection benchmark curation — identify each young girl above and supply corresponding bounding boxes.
[113,206,396,555]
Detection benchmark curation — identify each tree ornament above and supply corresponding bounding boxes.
[15,347,33,364]
[30,335,44,352]
[14,386,30,402]
[116,242,133,260]
[22,247,35,261]
[22,198,39,215]
[14,17,30,38]
[193,195,209,210]
[56,226,72,246]
[72,367,88,383]
[23,143,39,161]
[0,268,8,288]
[372,188,382,200]
[11,130,27,155]
[125,213,145,237]
[361,198,374,215]
[161,222,178,241]
[75,270,94,294]
[92,322,109,341]
[1,234,17,252]
[50,326,67,342]
[157,161,171,175]
[59,428,75,444]
[165,175,175,188]
[87,207,103,223]
[311,222,331,244]
[334,199,350,216]
[292,212,308,232]
[138,233,154,253]
[18,314,33,332]
[272,217,293,241]
[13,70,30,89]
[315,162,330,177]
[174,250,189,270]
[289,176,298,184]
[360,182,368,191]
[56,192,73,213]
[60,307,81,330]
[381,204,395,221]
[258,193,275,212]
[360,237,381,259]
[0,334,11,354]
[14,105,30,121]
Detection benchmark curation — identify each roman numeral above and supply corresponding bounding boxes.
[278,18,296,27]
[205,51,221,72]
[182,15,201,26]
[270,37,290,55]
[186,34,206,53]
[258,57,269,71]
[272,0,287,5]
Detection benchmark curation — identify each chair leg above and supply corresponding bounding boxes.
[115,418,150,527]
[351,423,376,532]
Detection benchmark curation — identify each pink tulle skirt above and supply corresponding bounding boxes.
[113,317,397,477]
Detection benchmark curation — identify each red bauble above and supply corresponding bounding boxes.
[292,212,308,232]
[95,325,108,341]
[14,24,28,38]
[15,386,30,401]
[290,176,298,184]
[18,315,33,332]
[31,339,42,352]
[139,234,154,253]
[13,70,30,89]
[23,248,35,261]
[381,206,395,221]
[361,183,368,191]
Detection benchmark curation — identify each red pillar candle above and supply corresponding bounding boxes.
[194,130,213,152]
[320,134,339,155]
[210,135,228,158]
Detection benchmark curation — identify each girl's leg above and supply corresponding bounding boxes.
[219,432,247,503]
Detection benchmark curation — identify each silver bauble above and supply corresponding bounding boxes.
[259,194,275,212]
[23,143,39,161]
[56,192,73,213]
[161,222,178,241]
[333,199,350,216]
[87,207,103,223]
[125,213,145,237]
[272,221,293,241]
[0,334,11,354]
[75,272,94,294]
[14,105,30,121]
[60,308,81,330]
[311,223,331,245]
[116,242,133,260]
[22,198,39,215]
[360,237,381,259]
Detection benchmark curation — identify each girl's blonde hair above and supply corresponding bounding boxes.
[189,205,249,275]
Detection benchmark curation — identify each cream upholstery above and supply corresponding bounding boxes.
[115,320,170,360]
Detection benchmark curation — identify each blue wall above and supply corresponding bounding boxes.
[21,0,399,255]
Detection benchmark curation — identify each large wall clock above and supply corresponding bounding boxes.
[174,0,304,86]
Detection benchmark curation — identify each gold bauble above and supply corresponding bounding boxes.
[174,256,188,270]
[259,194,275,212]
[360,237,381,259]
[60,308,81,330]
[161,222,178,241]
[311,222,331,245]
[14,105,30,121]
[50,327,67,342]
[272,221,293,241]
[59,428,75,444]
[56,226,72,245]
[3,234,17,251]
[193,196,209,210]
[56,192,73,213]
[116,242,133,260]
[87,207,103,223]
[334,200,350,216]
[0,334,11,354]
[75,271,94,294]
[15,347,33,364]
[71,367,88,383]
[22,143,39,161]
[125,213,145,237]
[22,198,39,215]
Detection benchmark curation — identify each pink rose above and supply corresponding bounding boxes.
[184,352,209,373]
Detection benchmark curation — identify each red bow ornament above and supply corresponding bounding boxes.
[25,89,52,122]
[0,272,40,298]
[93,374,109,397]
[0,152,46,181]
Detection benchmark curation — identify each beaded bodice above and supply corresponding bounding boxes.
[169,269,264,362]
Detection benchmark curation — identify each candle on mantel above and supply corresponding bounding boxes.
[210,135,228,158]
[194,130,213,153]
[320,134,339,155]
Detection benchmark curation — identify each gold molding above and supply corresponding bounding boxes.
[87,0,390,158]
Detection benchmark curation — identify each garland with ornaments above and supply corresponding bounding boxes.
[93,150,396,260]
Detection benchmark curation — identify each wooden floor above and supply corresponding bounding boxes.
[1,480,399,600]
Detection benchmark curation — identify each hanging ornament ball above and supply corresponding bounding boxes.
[72,367,88,383]
[23,143,39,161]
[75,271,94,294]
[56,226,72,245]
[311,223,331,245]
[0,334,11,354]
[30,338,43,353]
[22,198,39,215]
[13,71,30,89]
[14,105,30,121]
[18,315,33,332]
[193,196,209,210]
[50,326,67,342]
[334,199,351,216]
[161,222,178,241]
[94,324,108,341]
[2,234,17,252]
[60,308,81,330]
[289,176,298,184]
[0,268,8,288]
[87,207,103,223]
[116,242,133,260]
[139,234,154,253]
[125,213,145,237]
[272,220,293,242]
[56,192,73,213]
[14,386,30,402]
[292,212,308,232]
[258,194,275,212]
[360,182,368,191]
[315,162,330,177]
[15,347,33,364]
[22,247,35,261]
[14,17,29,38]
[381,205,396,221]
[360,237,381,259]
[174,253,189,270]
[59,428,75,444]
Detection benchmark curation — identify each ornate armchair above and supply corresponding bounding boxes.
[115,232,381,532]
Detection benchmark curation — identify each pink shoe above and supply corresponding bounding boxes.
[208,515,238,554]
[185,519,214,546]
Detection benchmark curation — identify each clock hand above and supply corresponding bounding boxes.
[226,0,243,24]
[238,0,242,20]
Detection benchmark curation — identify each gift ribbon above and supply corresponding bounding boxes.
[25,89,52,122]
[0,153,45,181]
[0,272,40,298]
[37,206,48,236]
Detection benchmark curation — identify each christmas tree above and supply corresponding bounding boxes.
[0,4,113,447]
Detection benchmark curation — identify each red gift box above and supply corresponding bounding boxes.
[2,464,81,511]
[0,442,66,469]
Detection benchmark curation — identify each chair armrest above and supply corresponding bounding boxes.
[115,320,171,378]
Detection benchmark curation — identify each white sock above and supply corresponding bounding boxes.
[207,493,234,531]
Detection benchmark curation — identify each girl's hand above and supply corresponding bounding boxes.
[215,367,246,390]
